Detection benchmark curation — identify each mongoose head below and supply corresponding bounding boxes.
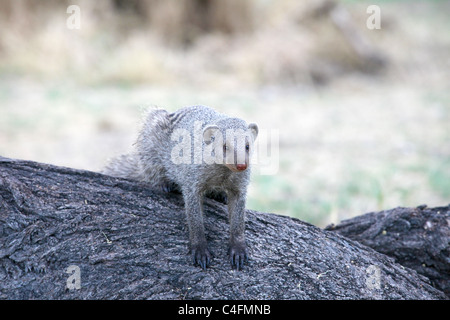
[203,118,258,172]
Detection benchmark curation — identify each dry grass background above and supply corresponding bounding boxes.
[0,0,449,227]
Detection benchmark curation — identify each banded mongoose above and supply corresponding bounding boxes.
[103,105,258,270]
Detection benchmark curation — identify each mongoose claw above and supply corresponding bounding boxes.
[191,244,212,270]
[229,243,248,271]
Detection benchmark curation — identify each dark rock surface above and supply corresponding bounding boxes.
[326,205,450,297]
[0,157,446,299]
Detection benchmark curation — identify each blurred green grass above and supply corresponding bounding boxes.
[1,75,448,227]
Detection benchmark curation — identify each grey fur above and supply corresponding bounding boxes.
[102,105,258,270]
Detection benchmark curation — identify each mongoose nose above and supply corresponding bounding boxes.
[236,164,247,171]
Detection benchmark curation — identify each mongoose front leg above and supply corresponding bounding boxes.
[227,191,248,270]
[183,189,211,270]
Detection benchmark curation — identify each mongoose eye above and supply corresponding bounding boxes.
[223,144,228,152]
[245,143,250,151]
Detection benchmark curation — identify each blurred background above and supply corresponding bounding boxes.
[0,0,449,227]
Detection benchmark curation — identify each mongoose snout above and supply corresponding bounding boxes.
[225,163,248,172]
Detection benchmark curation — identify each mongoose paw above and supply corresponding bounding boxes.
[191,244,212,270]
[229,242,248,271]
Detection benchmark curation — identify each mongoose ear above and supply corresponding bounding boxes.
[248,123,258,140]
[203,125,220,145]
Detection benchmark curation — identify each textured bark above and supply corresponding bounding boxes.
[0,157,446,299]
[326,205,450,297]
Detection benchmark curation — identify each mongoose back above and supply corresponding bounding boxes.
[103,105,258,270]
